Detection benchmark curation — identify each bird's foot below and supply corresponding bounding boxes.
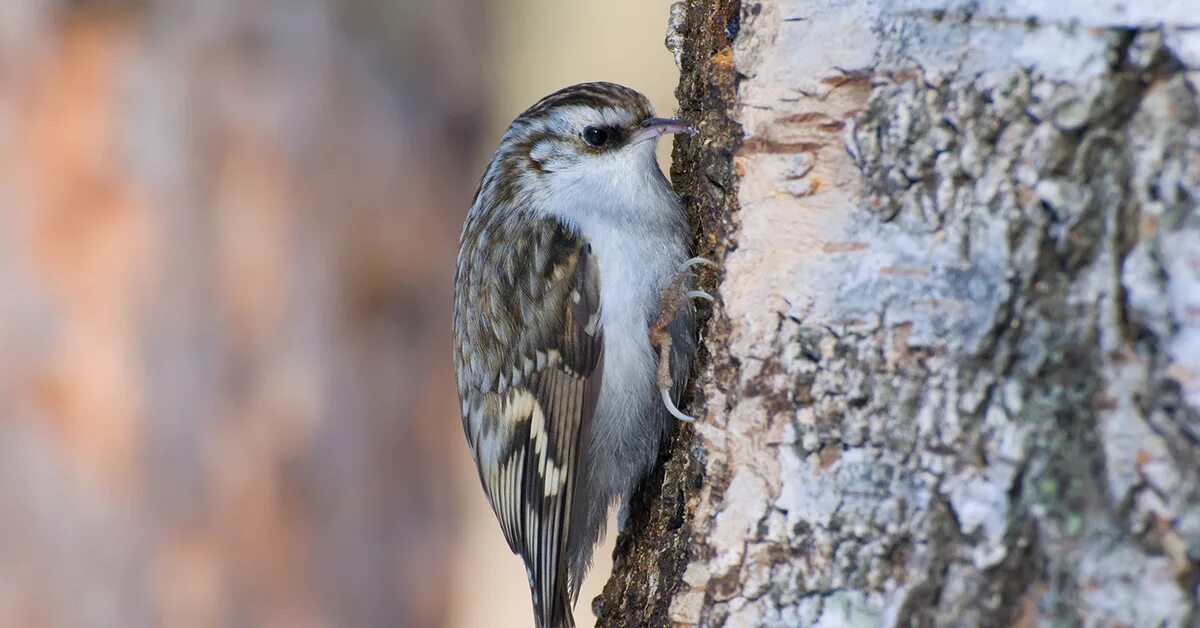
[651,257,718,332]
[676,257,717,305]
[648,257,719,423]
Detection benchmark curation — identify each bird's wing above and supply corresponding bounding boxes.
[454,217,602,627]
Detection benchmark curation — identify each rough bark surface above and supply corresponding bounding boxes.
[598,1,1200,626]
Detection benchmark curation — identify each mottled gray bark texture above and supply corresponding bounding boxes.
[597,1,1200,626]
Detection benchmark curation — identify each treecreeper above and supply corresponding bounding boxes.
[452,82,712,627]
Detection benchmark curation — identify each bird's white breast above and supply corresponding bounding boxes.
[588,218,683,431]
[565,219,686,476]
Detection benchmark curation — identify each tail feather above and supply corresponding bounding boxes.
[532,583,575,628]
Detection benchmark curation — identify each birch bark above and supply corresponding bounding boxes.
[598,2,1200,626]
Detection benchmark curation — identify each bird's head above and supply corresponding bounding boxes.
[477,82,695,216]
[508,82,695,172]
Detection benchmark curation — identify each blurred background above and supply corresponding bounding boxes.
[0,1,679,627]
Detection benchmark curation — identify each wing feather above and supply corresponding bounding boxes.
[453,219,601,628]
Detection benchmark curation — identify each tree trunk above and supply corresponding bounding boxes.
[597,1,1200,626]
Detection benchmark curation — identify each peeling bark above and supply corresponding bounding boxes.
[598,1,1200,626]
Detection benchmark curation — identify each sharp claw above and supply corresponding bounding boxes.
[680,257,719,273]
[686,290,713,302]
[661,388,696,423]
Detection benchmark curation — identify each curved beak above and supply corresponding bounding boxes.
[630,117,698,144]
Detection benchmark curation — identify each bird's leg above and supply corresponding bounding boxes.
[649,257,718,423]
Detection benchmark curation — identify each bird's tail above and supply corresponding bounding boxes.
[532,582,575,628]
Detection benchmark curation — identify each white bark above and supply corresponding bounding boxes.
[600,1,1200,626]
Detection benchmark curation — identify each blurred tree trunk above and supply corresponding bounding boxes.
[0,2,480,627]
[598,1,1200,626]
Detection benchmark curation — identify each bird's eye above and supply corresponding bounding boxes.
[582,126,609,147]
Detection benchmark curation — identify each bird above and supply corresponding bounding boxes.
[452,82,710,627]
